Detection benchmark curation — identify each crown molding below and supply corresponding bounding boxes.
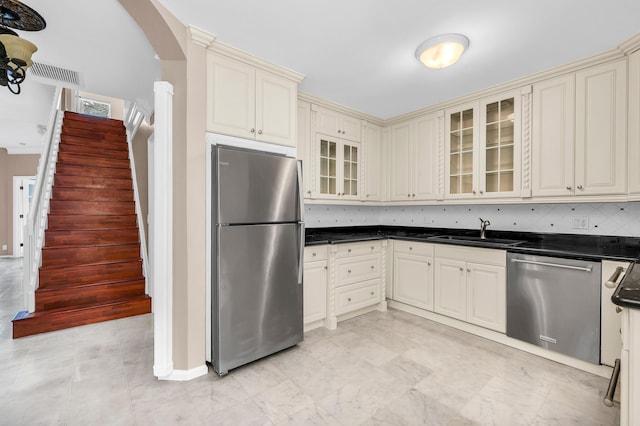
[187,25,215,47]
[208,40,304,83]
[619,33,640,55]
[298,91,384,126]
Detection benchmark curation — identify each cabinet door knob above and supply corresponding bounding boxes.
[258,130,263,135]
[312,252,317,256]
[577,185,584,190]
[566,186,572,190]
[409,247,413,250]
[370,246,374,250]
[348,297,352,302]
[479,190,484,194]
[348,269,352,273]
[428,262,431,266]
[408,194,411,197]
[348,249,352,253]
[307,190,311,194]
[370,291,374,296]
[324,266,328,270]
[412,194,416,197]
[472,190,477,195]
[467,268,471,272]
[250,128,255,133]
[370,265,375,269]
[459,267,464,271]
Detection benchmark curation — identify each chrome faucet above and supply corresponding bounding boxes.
[479,218,491,239]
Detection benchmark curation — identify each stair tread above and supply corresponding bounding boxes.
[36,277,145,292]
[39,258,142,270]
[14,295,150,318]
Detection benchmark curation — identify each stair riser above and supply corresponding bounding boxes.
[58,143,129,159]
[45,229,139,246]
[52,187,134,202]
[39,261,143,287]
[64,112,125,128]
[12,297,151,339]
[60,135,128,152]
[56,163,132,179]
[49,200,135,215]
[41,244,140,267]
[35,280,146,311]
[61,127,126,143]
[47,214,137,230]
[63,118,125,134]
[53,174,132,190]
[57,152,130,170]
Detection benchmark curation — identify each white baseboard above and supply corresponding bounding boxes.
[157,364,209,381]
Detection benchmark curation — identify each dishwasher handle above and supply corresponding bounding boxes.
[510,258,593,272]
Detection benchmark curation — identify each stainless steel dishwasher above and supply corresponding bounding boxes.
[506,253,601,364]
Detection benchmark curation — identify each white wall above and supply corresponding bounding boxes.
[306,202,640,237]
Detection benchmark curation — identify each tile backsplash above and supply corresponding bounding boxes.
[305,202,640,237]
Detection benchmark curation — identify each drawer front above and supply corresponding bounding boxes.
[305,245,329,262]
[335,279,381,315]
[335,254,381,287]
[336,241,381,258]
[434,244,505,266]
[394,240,433,257]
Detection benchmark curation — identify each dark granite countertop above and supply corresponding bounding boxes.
[612,262,640,309]
[305,226,640,261]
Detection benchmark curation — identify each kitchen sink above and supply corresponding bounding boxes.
[427,235,526,247]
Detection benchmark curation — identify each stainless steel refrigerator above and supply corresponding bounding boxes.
[211,145,304,376]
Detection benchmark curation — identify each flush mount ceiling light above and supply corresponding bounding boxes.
[0,0,46,94]
[415,34,469,69]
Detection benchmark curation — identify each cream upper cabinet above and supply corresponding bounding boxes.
[315,134,361,200]
[314,105,362,143]
[363,122,382,201]
[445,90,523,200]
[392,241,434,311]
[206,51,299,147]
[433,245,506,333]
[629,50,640,195]
[297,100,313,198]
[575,59,627,196]
[531,74,576,197]
[532,60,627,197]
[390,111,443,201]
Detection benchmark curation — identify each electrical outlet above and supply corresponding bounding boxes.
[1,245,7,251]
[572,216,589,230]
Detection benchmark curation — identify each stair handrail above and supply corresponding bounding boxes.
[23,86,64,312]
[124,103,150,294]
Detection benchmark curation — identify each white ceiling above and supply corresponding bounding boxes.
[2,0,640,153]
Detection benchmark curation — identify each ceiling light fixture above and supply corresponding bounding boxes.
[0,0,45,94]
[415,34,469,70]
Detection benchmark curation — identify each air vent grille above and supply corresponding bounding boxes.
[30,62,83,87]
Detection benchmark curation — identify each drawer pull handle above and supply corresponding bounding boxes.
[605,266,625,288]
[348,269,352,273]
[348,297,352,302]
[370,265,375,269]
[459,267,463,271]
[348,249,352,253]
[371,246,374,250]
[409,247,413,250]
[370,292,374,296]
[428,262,431,266]
[312,253,317,257]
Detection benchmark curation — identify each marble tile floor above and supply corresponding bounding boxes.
[0,257,620,425]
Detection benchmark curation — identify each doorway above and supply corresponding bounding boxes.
[13,176,36,257]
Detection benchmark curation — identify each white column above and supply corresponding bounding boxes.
[152,81,174,379]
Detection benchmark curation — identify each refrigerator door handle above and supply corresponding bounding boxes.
[298,223,304,285]
[297,160,304,285]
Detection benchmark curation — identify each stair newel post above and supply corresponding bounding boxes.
[152,81,174,379]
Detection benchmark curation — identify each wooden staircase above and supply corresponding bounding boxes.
[12,112,151,338]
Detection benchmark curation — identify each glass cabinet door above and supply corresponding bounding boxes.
[319,138,337,195]
[449,108,474,195]
[343,144,358,196]
[484,98,515,193]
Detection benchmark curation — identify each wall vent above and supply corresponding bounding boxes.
[30,62,84,88]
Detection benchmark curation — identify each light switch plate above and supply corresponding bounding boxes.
[1,245,7,251]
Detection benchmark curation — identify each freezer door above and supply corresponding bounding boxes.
[213,223,303,375]
[216,146,299,224]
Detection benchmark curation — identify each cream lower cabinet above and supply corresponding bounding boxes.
[392,241,434,311]
[433,245,506,333]
[620,307,640,426]
[303,245,328,330]
[330,240,385,322]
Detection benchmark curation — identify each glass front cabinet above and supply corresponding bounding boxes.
[317,134,361,199]
[445,89,524,199]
